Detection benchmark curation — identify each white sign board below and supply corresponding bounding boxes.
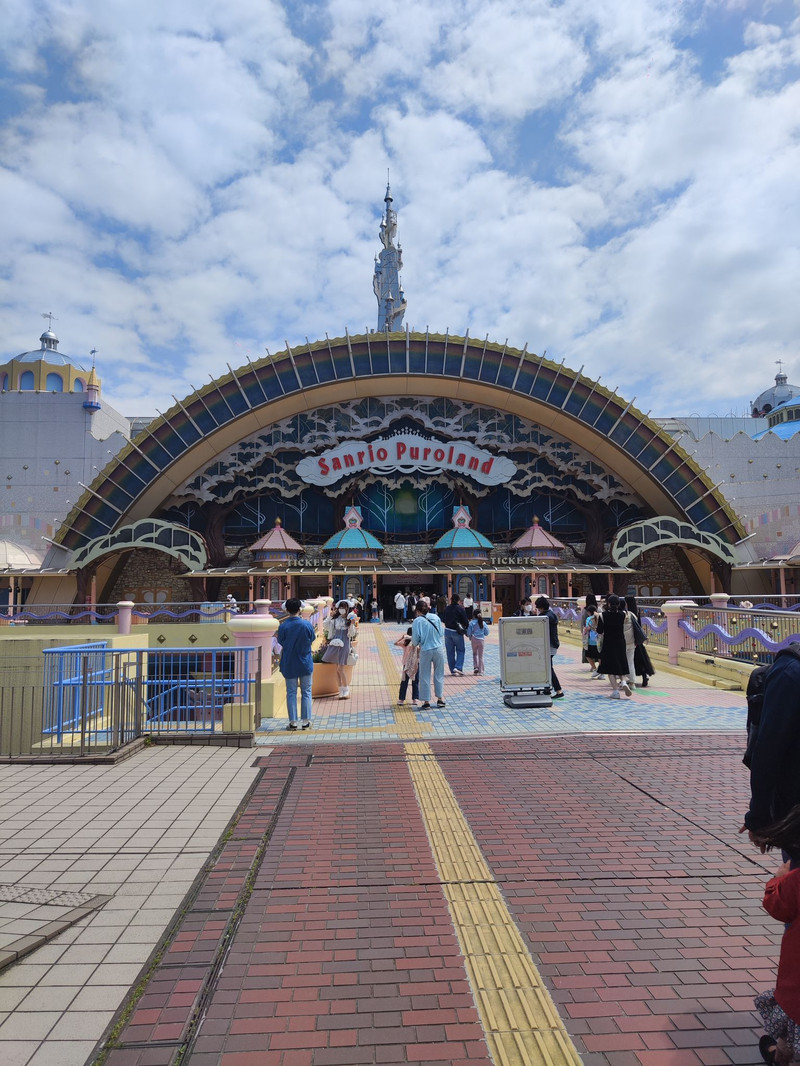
[498,616,551,690]
[478,600,493,619]
[296,432,517,487]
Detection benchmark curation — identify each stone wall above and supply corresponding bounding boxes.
[105,550,198,604]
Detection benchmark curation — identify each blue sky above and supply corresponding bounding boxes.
[1,0,799,418]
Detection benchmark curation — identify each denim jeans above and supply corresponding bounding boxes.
[285,674,312,722]
[419,647,445,702]
[399,671,419,702]
[444,629,465,672]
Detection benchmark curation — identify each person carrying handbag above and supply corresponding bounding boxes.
[411,601,446,709]
[321,599,358,698]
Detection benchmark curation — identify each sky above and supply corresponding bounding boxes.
[1,0,799,419]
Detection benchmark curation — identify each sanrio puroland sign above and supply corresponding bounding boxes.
[296,432,516,487]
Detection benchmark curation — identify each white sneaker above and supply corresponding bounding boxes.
[342,687,350,699]
[610,691,621,699]
[621,681,632,696]
[596,673,606,680]
[589,671,599,679]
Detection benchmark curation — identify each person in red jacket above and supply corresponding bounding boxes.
[754,805,800,1065]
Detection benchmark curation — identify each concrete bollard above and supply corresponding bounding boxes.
[117,601,135,636]
[662,601,696,664]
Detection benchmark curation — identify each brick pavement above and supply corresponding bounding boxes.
[90,733,777,1066]
[0,623,779,1066]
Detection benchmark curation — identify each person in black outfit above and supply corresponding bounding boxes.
[443,594,469,675]
[535,596,564,699]
[742,645,800,860]
[597,594,631,698]
[624,595,655,687]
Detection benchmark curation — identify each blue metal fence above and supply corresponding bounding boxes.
[37,644,261,754]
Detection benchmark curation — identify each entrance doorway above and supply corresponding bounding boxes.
[379,577,436,622]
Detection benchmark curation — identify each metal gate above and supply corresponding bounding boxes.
[0,644,261,758]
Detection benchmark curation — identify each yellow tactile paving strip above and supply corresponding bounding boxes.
[405,741,582,1066]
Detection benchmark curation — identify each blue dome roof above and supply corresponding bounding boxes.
[433,527,494,550]
[15,349,88,369]
[11,330,88,371]
[752,395,800,440]
[322,527,384,551]
[752,422,800,441]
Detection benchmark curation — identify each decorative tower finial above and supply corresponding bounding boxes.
[373,176,407,332]
[84,349,101,413]
[39,312,59,350]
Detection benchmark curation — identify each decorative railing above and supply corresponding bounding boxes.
[35,644,261,755]
[678,607,800,666]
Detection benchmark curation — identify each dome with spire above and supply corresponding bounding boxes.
[1,324,96,395]
[433,506,493,565]
[511,517,566,562]
[15,329,88,369]
[322,506,383,564]
[751,365,800,418]
[249,519,304,566]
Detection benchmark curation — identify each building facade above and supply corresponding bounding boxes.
[3,196,799,610]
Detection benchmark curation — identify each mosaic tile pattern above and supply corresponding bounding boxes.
[257,623,747,744]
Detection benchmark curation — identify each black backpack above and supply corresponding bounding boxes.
[742,664,771,768]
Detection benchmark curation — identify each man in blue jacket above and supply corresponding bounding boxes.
[276,598,316,731]
[742,644,800,859]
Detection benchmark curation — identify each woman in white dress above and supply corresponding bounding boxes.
[321,600,358,698]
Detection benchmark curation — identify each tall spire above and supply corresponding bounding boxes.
[373,176,407,331]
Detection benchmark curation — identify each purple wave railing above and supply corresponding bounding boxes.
[747,602,800,613]
[642,616,668,635]
[131,607,229,620]
[13,608,119,622]
[678,619,800,653]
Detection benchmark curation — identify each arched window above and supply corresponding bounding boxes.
[0,373,7,391]
[457,576,474,600]
[20,371,35,390]
[46,373,63,392]
[74,378,85,392]
[269,578,281,602]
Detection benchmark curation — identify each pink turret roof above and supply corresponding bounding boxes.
[511,517,566,552]
[249,519,303,553]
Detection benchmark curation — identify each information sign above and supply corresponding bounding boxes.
[498,616,552,707]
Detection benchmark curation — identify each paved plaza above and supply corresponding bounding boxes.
[0,623,778,1066]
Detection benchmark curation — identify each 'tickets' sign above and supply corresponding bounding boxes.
[296,432,517,487]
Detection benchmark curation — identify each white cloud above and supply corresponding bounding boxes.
[0,0,798,425]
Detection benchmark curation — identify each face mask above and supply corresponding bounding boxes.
[339,608,347,615]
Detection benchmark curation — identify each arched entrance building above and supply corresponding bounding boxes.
[43,330,745,612]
